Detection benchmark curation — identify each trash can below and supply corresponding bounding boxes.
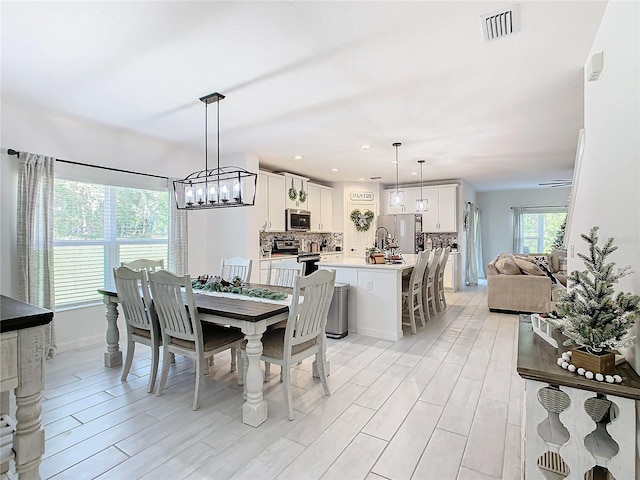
[326,283,349,339]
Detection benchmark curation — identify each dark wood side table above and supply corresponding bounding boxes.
[517,315,639,479]
[1,295,53,479]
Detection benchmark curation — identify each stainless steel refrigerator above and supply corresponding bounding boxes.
[377,214,424,254]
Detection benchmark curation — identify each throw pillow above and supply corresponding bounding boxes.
[495,254,521,275]
[531,255,550,271]
[533,257,558,284]
[514,257,545,276]
[559,256,567,273]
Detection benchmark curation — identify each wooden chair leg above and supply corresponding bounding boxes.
[264,362,272,382]
[316,351,331,397]
[148,343,160,393]
[230,347,237,372]
[156,347,172,396]
[236,347,244,386]
[121,339,135,382]
[241,349,248,400]
[193,353,205,411]
[282,363,294,421]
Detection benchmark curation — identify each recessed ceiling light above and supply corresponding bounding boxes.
[390,160,398,164]
[411,172,418,176]
[361,145,371,149]
[358,177,365,182]
[293,155,303,160]
[331,168,339,172]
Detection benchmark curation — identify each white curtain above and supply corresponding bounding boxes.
[168,180,188,275]
[464,202,483,285]
[512,206,525,253]
[17,153,57,358]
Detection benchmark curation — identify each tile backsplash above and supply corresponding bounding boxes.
[260,232,343,254]
[425,232,459,251]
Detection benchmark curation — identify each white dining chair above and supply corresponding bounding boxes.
[121,258,164,272]
[242,269,336,420]
[423,247,443,315]
[113,266,161,393]
[220,257,252,283]
[435,246,451,312]
[263,259,306,380]
[401,250,430,334]
[148,269,245,410]
[266,259,305,288]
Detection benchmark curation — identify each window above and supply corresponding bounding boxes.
[54,179,169,308]
[516,208,567,254]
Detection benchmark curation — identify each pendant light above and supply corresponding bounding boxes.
[173,92,257,210]
[389,142,405,207]
[415,160,428,212]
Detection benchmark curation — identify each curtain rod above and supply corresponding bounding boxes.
[510,205,568,209]
[7,149,169,180]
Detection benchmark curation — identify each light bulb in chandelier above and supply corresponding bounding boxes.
[208,184,218,204]
[415,159,428,212]
[388,142,405,207]
[185,184,194,206]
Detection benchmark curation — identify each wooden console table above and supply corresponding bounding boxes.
[1,295,53,480]
[517,315,640,479]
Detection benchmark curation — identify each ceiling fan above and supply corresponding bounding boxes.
[539,179,572,188]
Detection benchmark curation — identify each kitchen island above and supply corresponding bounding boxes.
[319,254,417,341]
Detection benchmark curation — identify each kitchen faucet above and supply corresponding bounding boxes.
[374,226,390,250]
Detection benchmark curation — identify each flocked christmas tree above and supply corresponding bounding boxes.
[547,226,640,352]
[551,217,566,250]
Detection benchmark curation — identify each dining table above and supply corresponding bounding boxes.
[97,284,297,427]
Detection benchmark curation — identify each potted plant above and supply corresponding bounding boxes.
[546,226,640,374]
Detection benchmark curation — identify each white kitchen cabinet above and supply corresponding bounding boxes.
[422,185,457,232]
[258,172,286,232]
[283,173,309,210]
[307,183,333,231]
[443,252,458,291]
[319,252,343,263]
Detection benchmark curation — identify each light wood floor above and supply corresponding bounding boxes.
[10,282,524,479]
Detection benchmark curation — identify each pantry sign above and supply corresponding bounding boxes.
[350,192,374,202]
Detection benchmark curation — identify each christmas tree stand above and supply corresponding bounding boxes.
[571,347,615,375]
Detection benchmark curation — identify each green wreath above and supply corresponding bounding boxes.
[350,209,374,232]
[298,189,307,203]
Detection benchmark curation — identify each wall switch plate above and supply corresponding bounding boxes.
[570,245,575,258]
[366,280,373,291]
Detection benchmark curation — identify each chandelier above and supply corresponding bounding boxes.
[173,92,257,210]
[388,142,405,207]
[415,159,428,212]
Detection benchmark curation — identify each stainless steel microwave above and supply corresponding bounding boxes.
[286,209,311,231]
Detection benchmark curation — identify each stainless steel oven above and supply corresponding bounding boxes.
[286,209,311,231]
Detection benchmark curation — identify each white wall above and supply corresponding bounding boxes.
[0,102,205,350]
[477,187,572,268]
[569,1,640,372]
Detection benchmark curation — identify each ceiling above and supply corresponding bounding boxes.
[1,1,607,192]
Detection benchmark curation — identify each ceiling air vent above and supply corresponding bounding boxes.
[481,5,520,42]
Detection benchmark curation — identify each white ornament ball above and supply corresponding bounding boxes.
[605,375,614,383]
[585,371,594,379]
[562,352,571,361]
[568,364,576,373]
[566,351,572,357]
[613,375,622,383]
[577,368,585,376]
[562,361,569,369]
[557,358,564,366]
[595,373,604,382]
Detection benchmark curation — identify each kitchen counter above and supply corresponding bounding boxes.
[320,254,417,270]
[319,254,416,341]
